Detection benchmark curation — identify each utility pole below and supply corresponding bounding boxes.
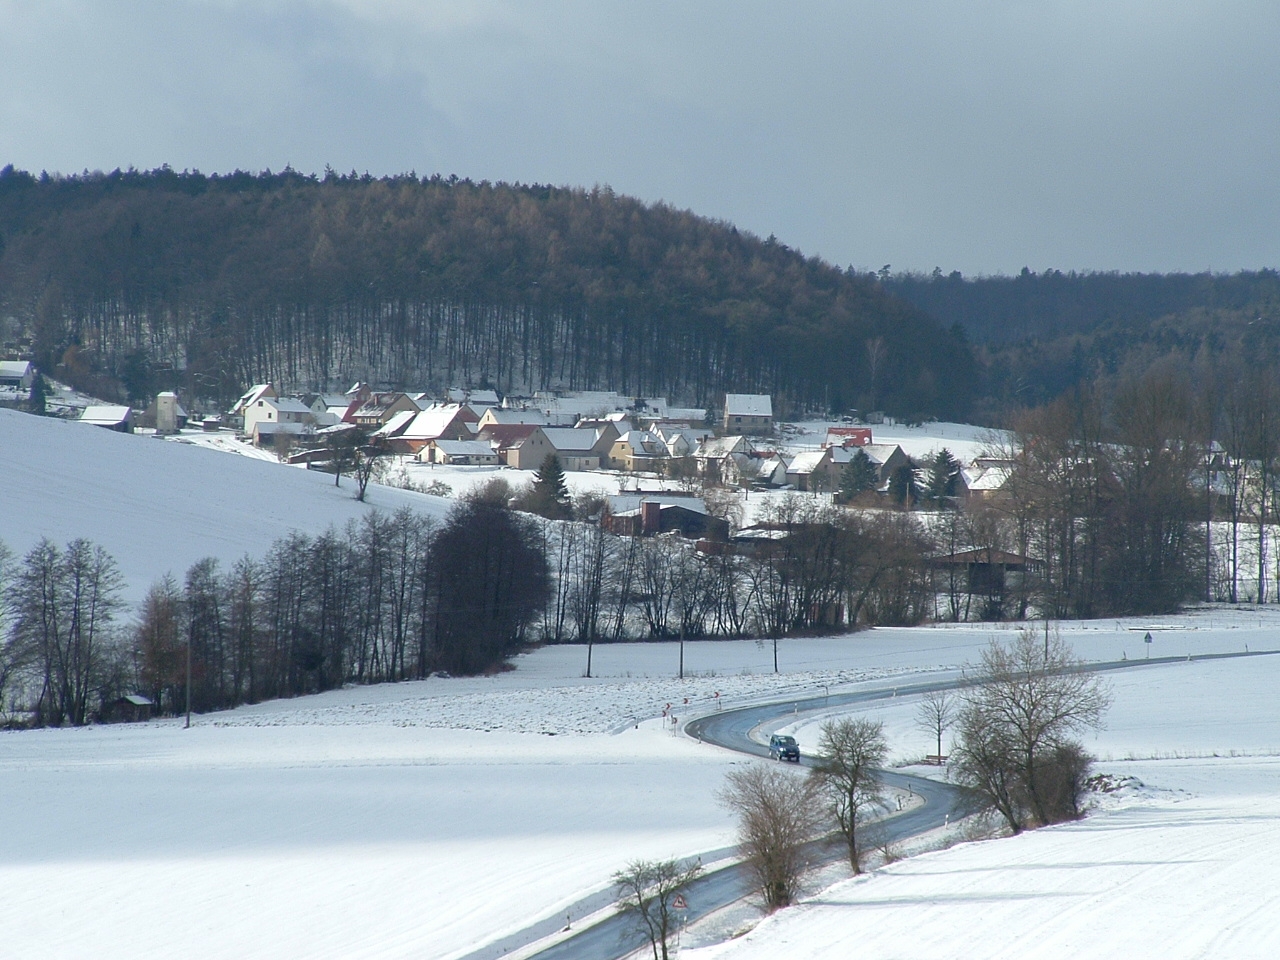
[184,633,192,729]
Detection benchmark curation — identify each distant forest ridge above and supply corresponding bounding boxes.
[0,165,974,420]
[887,268,1280,416]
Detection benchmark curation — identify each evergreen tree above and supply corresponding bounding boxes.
[925,448,960,506]
[838,449,878,502]
[530,454,571,519]
[27,371,47,415]
[887,461,920,510]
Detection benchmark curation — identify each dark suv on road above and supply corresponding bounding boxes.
[768,734,800,762]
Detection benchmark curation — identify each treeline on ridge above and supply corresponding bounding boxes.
[0,165,973,420]
[887,267,1280,417]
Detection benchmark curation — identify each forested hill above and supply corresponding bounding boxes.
[887,268,1280,415]
[0,166,973,419]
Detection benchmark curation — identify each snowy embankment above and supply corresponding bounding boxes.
[686,757,1280,960]
[0,408,450,602]
[0,614,1278,959]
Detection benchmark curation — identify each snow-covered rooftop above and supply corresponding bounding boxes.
[541,427,602,452]
[433,439,497,457]
[724,393,772,417]
[79,404,132,425]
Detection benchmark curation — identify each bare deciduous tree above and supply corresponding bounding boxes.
[954,630,1109,833]
[719,764,824,911]
[613,857,702,960]
[809,717,887,873]
[915,688,956,761]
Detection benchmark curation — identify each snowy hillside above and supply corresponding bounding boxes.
[0,408,450,601]
[0,615,1277,959]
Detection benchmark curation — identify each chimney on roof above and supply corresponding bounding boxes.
[641,500,661,536]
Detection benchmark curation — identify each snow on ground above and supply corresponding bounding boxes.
[0,610,1277,959]
[164,415,1002,521]
[0,408,450,602]
[685,756,1280,960]
[5,400,1278,958]
[776,418,1000,465]
[0,718,742,960]
[688,623,1280,960]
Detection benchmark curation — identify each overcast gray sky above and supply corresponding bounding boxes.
[1,1,1276,276]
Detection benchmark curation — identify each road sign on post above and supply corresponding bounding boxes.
[1144,631,1153,658]
[673,894,688,911]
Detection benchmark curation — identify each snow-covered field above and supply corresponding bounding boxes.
[686,754,1280,960]
[0,408,450,602]
[5,405,1279,958]
[688,627,1280,960]
[0,611,1277,959]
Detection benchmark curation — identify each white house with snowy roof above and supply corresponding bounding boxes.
[243,397,315,445]
[427,439,501,466]
[0,360,34,390]
[723,394,773,435]
[79,404,133,432]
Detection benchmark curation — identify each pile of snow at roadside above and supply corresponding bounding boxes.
[0,408,450,602]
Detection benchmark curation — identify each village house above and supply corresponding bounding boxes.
[475,423,540,464]
[543,423,620,470]
[351,393,420,428]
[957,457,1014,502]
[823,426,873,448]
[297,393,341,426]
[786,447,840,491]
[752,452,791,487]
[785,442,908,492]
[601,495,730,540]
[608,430,666,472]
[477,407,551,429]
[860,443,911,487]
[693,435,749,480]
[722,393,773,435]
[388,403,480,455]
[640,405,708,427]
[242,396,315,444]
[230,383,277,420]
[0,360,34,390]
[426,439,501,466]
[650,422,714,453]
[446,387,500,413]
[500,426,557,470]
[79,404,133,432]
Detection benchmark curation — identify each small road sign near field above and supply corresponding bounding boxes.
[673,894,688,911]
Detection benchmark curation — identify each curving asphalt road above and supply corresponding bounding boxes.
[464,648,1280,960]
[501,684,977,960]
